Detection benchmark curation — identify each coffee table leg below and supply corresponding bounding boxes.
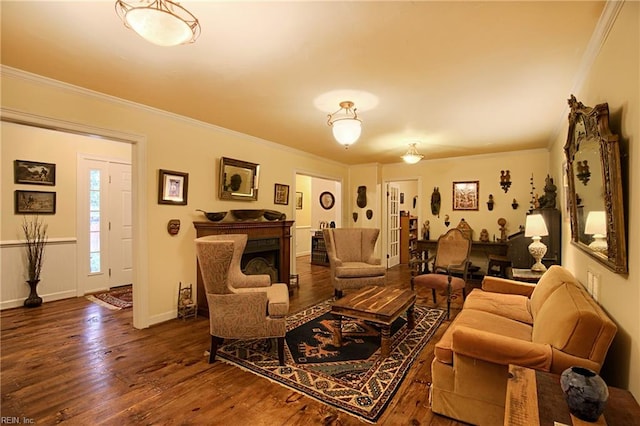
[381,326,391,358]
[407,304,415,329]
[332,314,343,347]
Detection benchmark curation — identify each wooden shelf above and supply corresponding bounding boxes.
[400,214,418,264]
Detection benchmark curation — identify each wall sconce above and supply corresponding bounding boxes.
[576,160,591,185]
[327,101,362,147]
[487,194,495,211]
[585,211,608,254]
[525,214,549,272]
[500,170,512,193]
[115,0,201,46]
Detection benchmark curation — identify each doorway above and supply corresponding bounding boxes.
[384,178,421,268]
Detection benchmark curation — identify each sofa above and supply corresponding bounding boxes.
[429,265,617,425]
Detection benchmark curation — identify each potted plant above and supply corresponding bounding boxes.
[22,215,48,307]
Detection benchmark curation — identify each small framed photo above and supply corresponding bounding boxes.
[296,192,303,210]
[274,183,289,205]
[158,169,188,205]
[14,160,56,186]
[15,190,56,214]
[453,181,479,211]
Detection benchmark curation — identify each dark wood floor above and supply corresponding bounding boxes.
[1,257,471,425]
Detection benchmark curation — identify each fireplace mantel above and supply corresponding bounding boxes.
[194,220,294,317]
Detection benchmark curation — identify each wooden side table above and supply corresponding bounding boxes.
[505,364,640,425]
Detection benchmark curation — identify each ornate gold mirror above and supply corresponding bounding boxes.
[564,95,627,273]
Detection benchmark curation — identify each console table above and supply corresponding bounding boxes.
[415,239,508,275]
[194,220,294,317]
[505,364,640,425]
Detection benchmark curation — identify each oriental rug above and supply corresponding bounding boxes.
[86,285,133,310]
[217,299,445,423]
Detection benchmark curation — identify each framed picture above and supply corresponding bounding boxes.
[219,157,260,201]
[158,169,189,205]
[274,183,289,205]
[296,192,303,210]
[15,190,56,214]
[452,181,479,211]
[319,191,335,210]
[14,160,56,186]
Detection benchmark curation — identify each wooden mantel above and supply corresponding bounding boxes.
[194,220,294,317]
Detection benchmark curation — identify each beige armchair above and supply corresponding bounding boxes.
[322,228,386,298]
[195,234,289,365]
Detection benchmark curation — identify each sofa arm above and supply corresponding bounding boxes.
[451,326,552,371]
[481,276,536,297]
[366,256,382,265]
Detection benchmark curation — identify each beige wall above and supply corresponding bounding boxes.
[1,69,350,324]
[548,1,639,396]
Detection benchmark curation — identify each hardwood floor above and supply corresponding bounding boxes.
[1,257,470,425]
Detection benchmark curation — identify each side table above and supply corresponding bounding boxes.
[510,268,545,283]
[505,364,640,425]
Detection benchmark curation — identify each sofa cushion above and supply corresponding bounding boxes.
[532,282,617,364]
[435,309,533,365]
[530,265,579,319]
[463,288,533,324]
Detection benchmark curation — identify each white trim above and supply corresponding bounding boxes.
[1,290,77,311]
[0,108,150,329]
[1,237,77,247]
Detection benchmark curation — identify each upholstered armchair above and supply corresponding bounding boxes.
[322,228,386,298]
[411,228,471,318]
[195,234,289,365]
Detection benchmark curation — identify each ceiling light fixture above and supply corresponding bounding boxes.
[327,101,362,147]
[115,0,201,47]
[401,143,424,164]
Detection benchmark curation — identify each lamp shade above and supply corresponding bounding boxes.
[524,214,549,237]
[585,211,607,236]
[331,119,362,146]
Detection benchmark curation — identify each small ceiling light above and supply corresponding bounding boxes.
[401,143,424,164]
[115,0,201,47]
[327,101,362,147]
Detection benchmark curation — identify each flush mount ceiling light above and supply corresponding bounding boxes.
[327,101,362,147]
[401,143,424,164]
[115,0,201,47]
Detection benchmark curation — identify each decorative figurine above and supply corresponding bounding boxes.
[352,212,358,222]
[487,194,495,211]
[357,185,367,208]
[538,174,558,209]
[500,170,512,193]
[497,218,507,242]
[512,198,519,209]
[366,209,373,220]
[167,219,180,235]
[422,220,430,240]
[431,187,441,217]
[479,228,490,242]
[444,214,450,227]
[576,160,591,185]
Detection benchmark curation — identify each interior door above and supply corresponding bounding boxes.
[387,183,400,268]
[108,162,133,287]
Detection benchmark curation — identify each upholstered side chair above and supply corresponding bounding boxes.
[411,228,471,318]
[195,234,289,365]
[322,228,386,299]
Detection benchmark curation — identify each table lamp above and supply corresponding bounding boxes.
[525,214,549,272]
[585,211,608,254]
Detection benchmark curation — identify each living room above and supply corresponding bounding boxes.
[1,0,638,423]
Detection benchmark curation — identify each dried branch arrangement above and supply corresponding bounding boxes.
[22,215,48,282]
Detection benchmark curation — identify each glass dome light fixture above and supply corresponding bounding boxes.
[327,101,362,147]
[115,0,201,47]
[401,143,424,164]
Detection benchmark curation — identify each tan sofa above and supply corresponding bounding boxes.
[430,265,617,425]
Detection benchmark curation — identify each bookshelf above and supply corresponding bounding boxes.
[400,213,418,264]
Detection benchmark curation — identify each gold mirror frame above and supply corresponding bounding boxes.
[219,157,260,201]
[564,95,627,273]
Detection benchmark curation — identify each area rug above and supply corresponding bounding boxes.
[217,299,446,423]
[86,285,133,310]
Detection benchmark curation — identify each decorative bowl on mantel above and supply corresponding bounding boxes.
[196,210,227,222]
[231,209,265,221]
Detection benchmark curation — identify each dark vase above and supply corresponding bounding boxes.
[560,366,608,422]
[24,279,43,308]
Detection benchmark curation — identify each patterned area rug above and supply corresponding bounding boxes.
[217,299,445,423]
[86,285,133,310]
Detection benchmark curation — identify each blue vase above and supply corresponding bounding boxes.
[560,366,608,422]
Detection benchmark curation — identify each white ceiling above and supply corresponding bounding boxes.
[0,1,605,165]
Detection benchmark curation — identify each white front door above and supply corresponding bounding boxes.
[77,156,132,294]
[387,183,400,268]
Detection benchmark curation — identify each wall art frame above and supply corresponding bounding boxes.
[158,169,189,205]
[452,181,479,211]
[296,192,303,210]
[15,190,56,214]
[219,157,260,201]
[14,159,56,186]
[274,183,289,205]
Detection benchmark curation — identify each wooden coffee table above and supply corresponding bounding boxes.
[331,286,416,358]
